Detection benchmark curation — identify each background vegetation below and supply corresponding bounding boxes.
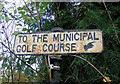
[0,1,120,84]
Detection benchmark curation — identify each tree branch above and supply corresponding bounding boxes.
[72,2,85,29]
[0,42,46,79]
[71,54,110,83]
[105,48,120,57]
[36,2,41,31]
[103,0,120,44]
[23,0,37,21]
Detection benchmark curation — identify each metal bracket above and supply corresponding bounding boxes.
[49,27,63,84]
[51,27,64,32]
[50,64,60,70]
[49,55,62,60]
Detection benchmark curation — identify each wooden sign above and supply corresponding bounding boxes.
[14,29,103,55]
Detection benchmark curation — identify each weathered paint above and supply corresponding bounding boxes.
[14,29,103,55]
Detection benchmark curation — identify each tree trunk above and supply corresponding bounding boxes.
[3,70,4,84]
[11,66,14,84]
[7,70,10,84]
[17,73,20,84]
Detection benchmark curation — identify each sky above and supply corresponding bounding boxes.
[0,0,26,74]
[0,0,53,72]
[0,0,43,75]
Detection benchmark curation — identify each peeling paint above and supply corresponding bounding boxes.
[14,30,103,55]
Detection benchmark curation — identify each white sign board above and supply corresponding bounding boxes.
[14,29,103,55]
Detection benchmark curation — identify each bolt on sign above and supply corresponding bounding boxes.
[14,29,103,55]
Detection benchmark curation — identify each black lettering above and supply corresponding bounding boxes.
[83,33,88,40]
[60,34,65,41]
[66,33,71,41]
[71,43,76,51]
[23,35,27,42]
[74,33,79,41]
[32,44,37,52]
[32,35,37,42]
[16,45,21,52]
[19,36,22,43]
[48,44,53,52]
[65,43,70,51]
[60,43,64,51]
[43,34,48,42]
[37,35,42,42]
[53,34,59,41]
[94,32,99,40]
[43,44,47,52]
[72,33,73,41]
[54,44,59,52]
[80,33,82,41]
[22,45,26,52]
[27,45,31,52]
[87,32,93,40]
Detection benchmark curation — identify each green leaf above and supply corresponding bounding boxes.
[19,11,25,16]
[69,58,76,68]
[12,31,21,35]
[24,19,27,24]
[23,5,26,10]
[6,16,10,22]
[0,12,2,16]
[16,23,22,26]
[7,66,10,69]
[27,28,34,32]
[17,7,23,10]
[0,5,3,9]
[31,28,34,31]
[1,16,4,19]
[28,29,31,32]
[22,28,27,31]
[14,10,16,13]
[25,67,30,75]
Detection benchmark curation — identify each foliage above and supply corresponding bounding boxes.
[0,1,120,84]
[2,71,29,82]
[43,2,120,83]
